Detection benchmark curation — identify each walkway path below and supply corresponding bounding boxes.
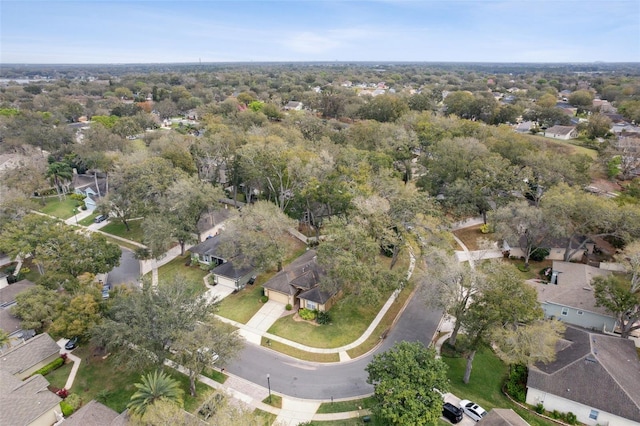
[56,339,82,391]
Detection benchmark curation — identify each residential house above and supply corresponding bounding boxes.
[592,99,616,114]
[72,173,107,211]
[502,236,585,263]
[526,326,640,426]
[0,369,63,426]
[514,121,535,133]
[544,125,578,140]
[479,409,530,425]
[526,261,616,333]
[262,250,337,311]
[0,333,61,380]
[210,257,255,291]
[189,234,255,291]
[62,399,123,426]
[284,101,303,111]
[0,279,36,339]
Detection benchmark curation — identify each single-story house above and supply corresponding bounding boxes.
[210,257,255,291]
[284,101,303,111]
[502,236,585,263]
[0,333,61,380]
[62,399,122,426]
[0,279,36,338]
[526,326,640,426]
[526,261,616,333]
[0,369,63,426]
[479,408,530,425]
[544,125,578,140]
[190,234,225,267]
[262,250,337,312]
[514,121,535,133]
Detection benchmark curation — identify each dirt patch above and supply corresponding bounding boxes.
[589,178,622,194]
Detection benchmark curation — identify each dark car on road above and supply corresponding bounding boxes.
[94,214,109,223]
[65,337,78,350]
[442,402,463,424]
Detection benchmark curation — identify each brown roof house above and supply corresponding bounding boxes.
[527,261,616,333]
[262,250,337,312]
[0,369,63,426]
[62,399,122,426]
[526,325,640,426]
[544,125,578,140]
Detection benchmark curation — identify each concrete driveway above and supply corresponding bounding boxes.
[240,300,286,344]
[443,393,478,425]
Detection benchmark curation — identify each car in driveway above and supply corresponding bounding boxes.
[442,402,463,423]
[94,214,109,223]
[101,284,110,299]
[459,400,487,422]
[65,336,79,350]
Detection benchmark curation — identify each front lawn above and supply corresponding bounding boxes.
[44,360,73,389]
[267,293,388,349]
[79,213,99,226]
[442,343,556,426]
[157,254,209,288]
[317,396,376,414]
[217,284,266,323]
[452,224,497,251]
[100,219,145,243]
[39,197,81,219]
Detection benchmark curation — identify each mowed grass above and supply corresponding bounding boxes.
[100,219,145,243]
[69,346,213,415]
[452,225,498,251]
[442,344,556,426]
[39,197,81,219]
[79,213,99,226]
[260,337,340,362]
[218,284,267,324]
[157,254,209,288]
[44,360,73,389]
[267,293,387,349]
[317,396,376,414]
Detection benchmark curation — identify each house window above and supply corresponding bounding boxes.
[577,310,583,315]
[561,307,569,316]
[589,410,598,420]
[306,301,317,310]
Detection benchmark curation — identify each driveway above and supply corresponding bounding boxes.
[106,248,140,288]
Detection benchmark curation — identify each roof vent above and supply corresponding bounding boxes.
[585,356,598,364]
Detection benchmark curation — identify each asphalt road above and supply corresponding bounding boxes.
[106,248,140,288]
[227,292,443,399]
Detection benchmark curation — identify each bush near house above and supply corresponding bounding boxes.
[299,308,316,321]
[34,357,65,376]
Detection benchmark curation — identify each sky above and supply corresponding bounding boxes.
[1,0,639,64]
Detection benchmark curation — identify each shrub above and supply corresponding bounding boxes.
[480,223,494,234]
[535,403,545,414]
[566,412,578,425]
[505,364,528,402]
[56,388,69,398]
[530,247,550,262]
[299,308,317,321]
[285,304,292,311]
[60,400,74,416]
[65,393,82,410]
[316,311,331,325]
[260,295,268,303]
[35,357,64,376]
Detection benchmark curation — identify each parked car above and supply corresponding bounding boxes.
[102,284,110,299]
[94,214,109,223]
[65,336,79,350]
[459,400,488,422]
[248,275,257,285]
[442,402,463,424]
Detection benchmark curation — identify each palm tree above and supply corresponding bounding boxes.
[127,370,184,417]
[46,162,73,201]
[0,329,10,350]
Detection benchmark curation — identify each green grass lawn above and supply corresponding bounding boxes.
[442,344,556,426]
[68,346,214,415]
[157,254,209,288]
[79,213,99,226]
[99,219,145,243]
[39,197,82,219]
[260,337,340,362]
[217,283,266,323]
[267,292,388,349]
[317,397,376,414]
[44,361,73,389]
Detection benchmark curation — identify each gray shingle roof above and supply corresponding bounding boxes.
[298,286,334,305]
[0,333,60,375]
[263,250,321,295]
[211,257,254,279]
[527,261,612,317]
[189,235,223,258]
[0,279,35,306]
[527,326,640,422]
[63,400,120,426]
[0,370,62,425]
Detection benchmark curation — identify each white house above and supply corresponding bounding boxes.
[544,125,578,140]
[526,326,640,426]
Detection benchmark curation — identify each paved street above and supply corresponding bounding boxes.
[106,248,140,288]
[226,293,443,399]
